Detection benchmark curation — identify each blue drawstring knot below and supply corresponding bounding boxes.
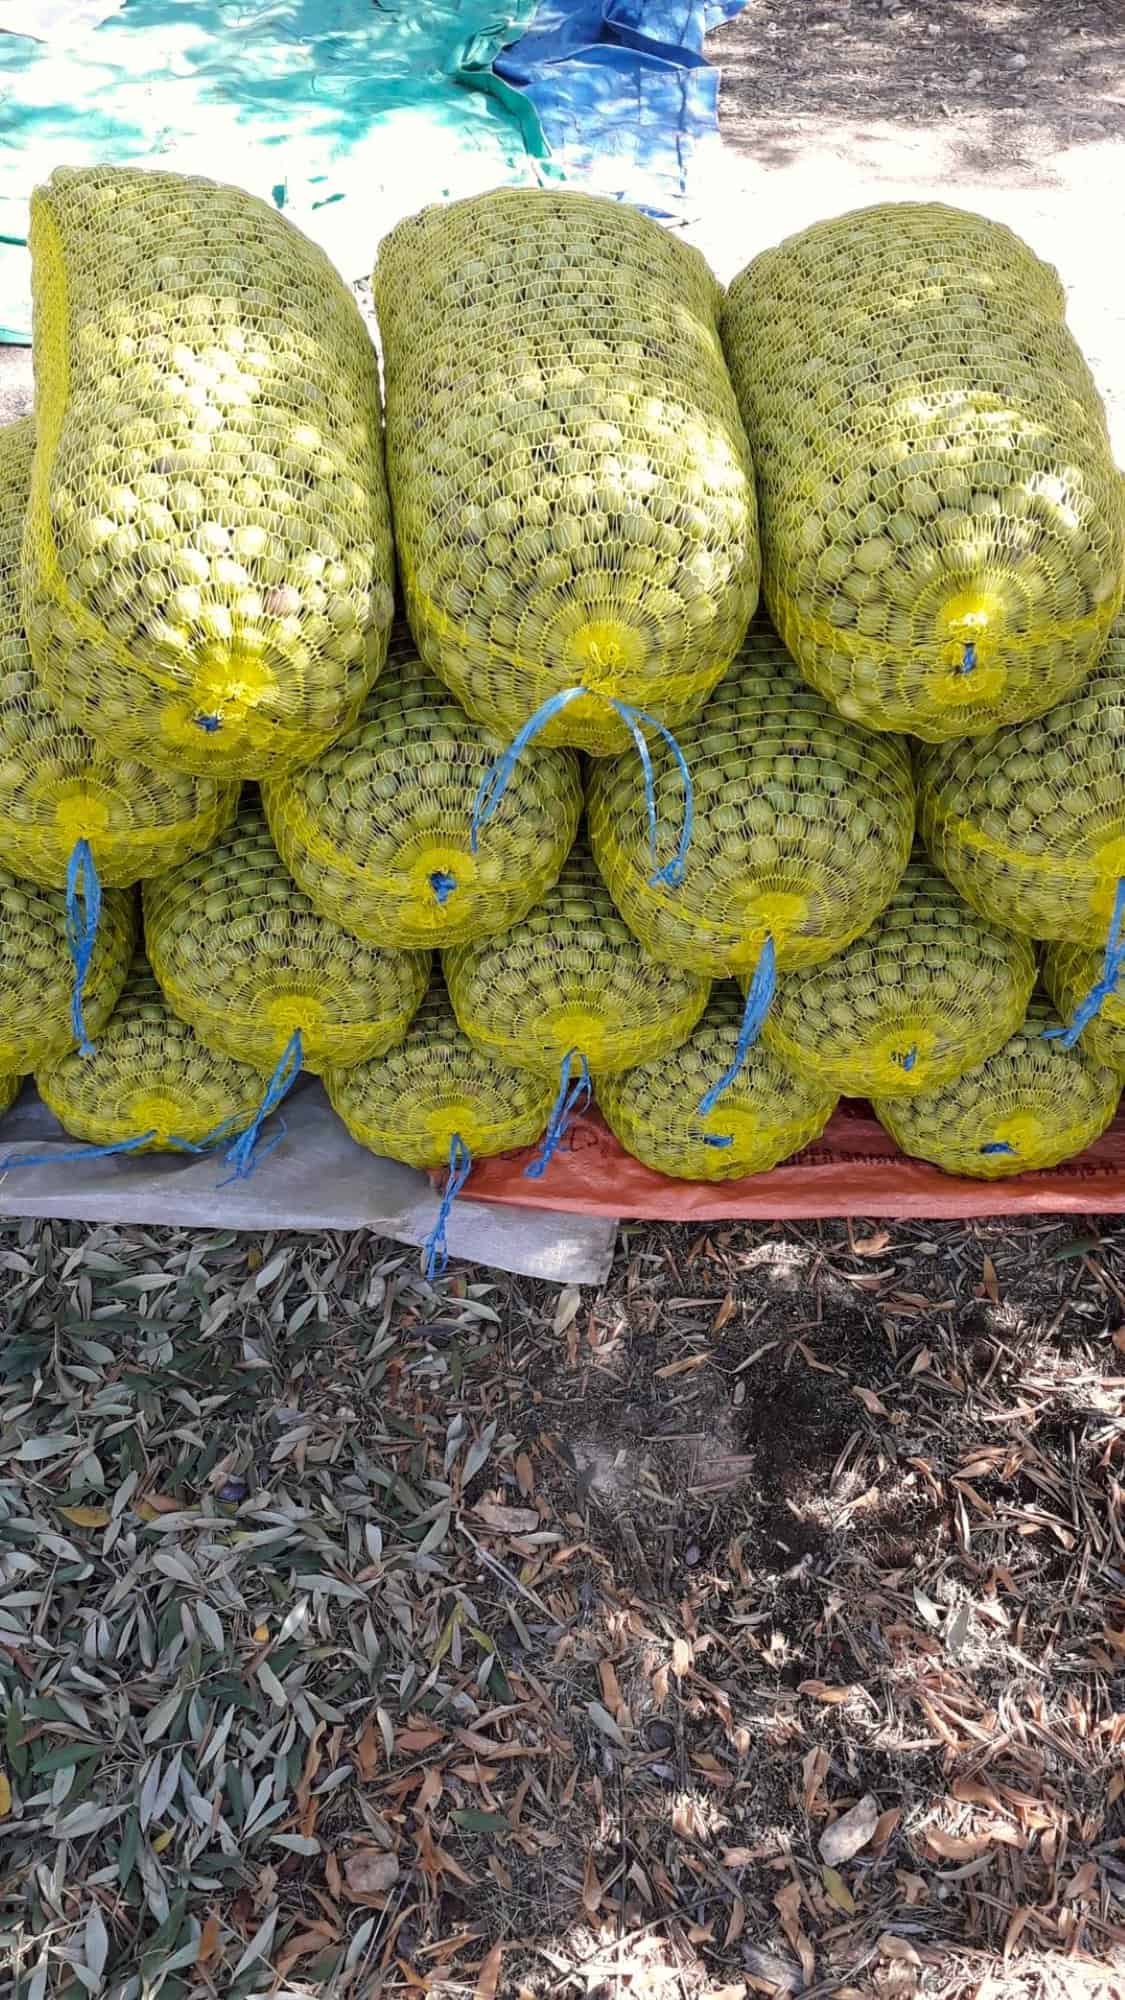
[194,713,222,734]
[219,1029,302,1184]
[423,1132,472,1280]
[893,1044,918,1073]
[1044,878,1125,1050]
[700,1133,734,1149]
[981,1141,1015,1156]
[430,871,458,904]
[470,686,693,888]
[960,641,977,674]
[525,1049,592,1181]
[696,936,778,1122]
[65,838,102,1060]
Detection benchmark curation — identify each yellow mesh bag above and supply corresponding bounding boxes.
[588,622,914,978]
[373,189,759,756]
[0,863,134,1072]
[722,203,1124,740]
[0,1073,22,1120]
[598,985,836,1181]
[35,950,265,1153]
[0,416,240,886]
[443,836,710,1077]
[143,797,429,1074]
[24,165,394,779]
[1043,940,1125,1079]
[763,854,1037,1098]
[918,642,1125,944]
[262,627,582,949]
[325,967,554,1168]
[873,994,1120,1178]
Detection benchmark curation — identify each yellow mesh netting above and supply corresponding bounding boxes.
[597,984,836,1180]
[0,415,240,887]
[0,1074,22,1121]
[873,994,1121,1178]
[722,203,1124,740]
[443,835,710,1076]
[0,864,134,1072]
[1043,941,1125,1078]
[373,189,759,756]
[325,966,554,1169]
[763,853,1037,1097]
[262,626,583,949]
[588,623,914,976]
[23,165,394,779]
[918,639,1125,943]
[37,950,265,1151]
[143,797,429,1073]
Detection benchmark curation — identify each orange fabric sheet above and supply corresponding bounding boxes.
[458,1102,1125,1219]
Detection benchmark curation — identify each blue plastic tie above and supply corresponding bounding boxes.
[430,871,458,904]
[893,1045,918,1073]
[960,641,977,674]
[701,1133,734,1149]
[981,1141,1015,1156]
[470,685,693,886]
[696,936,777,1120]
[194,713,222,734]
[471,688,582,853]
[525,1049,592,1181]
[1043,877,1125,1050]
[423,1132,472,1281]
[65,838,102,1059]
[1,1131,157,1170]
[219,1030,302,1184]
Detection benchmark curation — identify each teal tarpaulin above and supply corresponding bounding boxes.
[0,0,551,342]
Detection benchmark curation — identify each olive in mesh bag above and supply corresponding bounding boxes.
[326,966,556,1275]
[598,985,836,1181]
[0,862,134,1073]
[762,853,1037,1098]
[263,627,582,949]
[24,166,394,779]
[588,622,913,1114]
[144,798,429,1170]
[0,417,240,888]
[919,641,1125,1044]
[873,994,1120,1179]
[722,203,1124,740]
[373,189,759,759]
[29,951,268,1163]
[443,836,710,1176]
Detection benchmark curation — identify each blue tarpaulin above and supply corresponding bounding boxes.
[0,0,739,343]
[495,0,744,215]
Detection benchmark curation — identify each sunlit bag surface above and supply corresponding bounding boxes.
[24,165,394,778]
[374,189,759,754]
[723,203,1124,739]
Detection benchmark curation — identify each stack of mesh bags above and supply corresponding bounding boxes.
[701,203,1125,1183]
[586,622,915,1177]
[901,619,1125,1175]
[1,161,410,1161]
